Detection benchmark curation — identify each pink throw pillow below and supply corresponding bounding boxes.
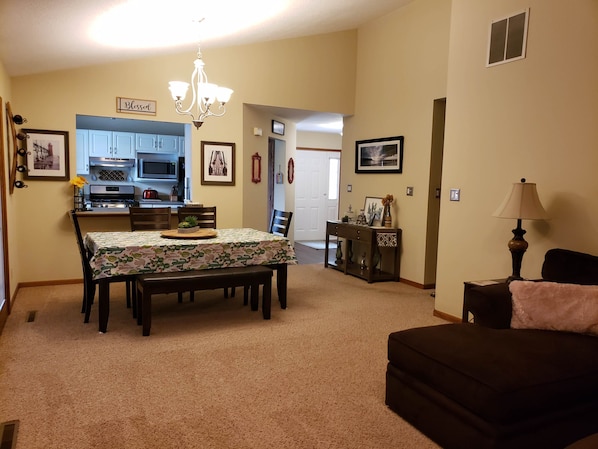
[509,280,598,336]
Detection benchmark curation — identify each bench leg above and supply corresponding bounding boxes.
[142,291,151,336]
[250,283,259,311]
[262,281,271,320]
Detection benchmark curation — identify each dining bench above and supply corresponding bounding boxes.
[136,266,273,336]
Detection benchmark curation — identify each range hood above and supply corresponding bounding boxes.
[89,157,135,168]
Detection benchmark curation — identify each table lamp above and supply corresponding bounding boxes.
[493,178,548,280]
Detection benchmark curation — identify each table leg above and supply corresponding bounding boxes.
[98,280,110,333]
[277,264,287,309]
[263,281,271,320]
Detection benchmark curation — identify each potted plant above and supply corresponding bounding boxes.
[177,216,199,233]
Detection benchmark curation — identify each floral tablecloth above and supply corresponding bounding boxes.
[85,228,297,280]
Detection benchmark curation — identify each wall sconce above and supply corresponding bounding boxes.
[252,152,261,183]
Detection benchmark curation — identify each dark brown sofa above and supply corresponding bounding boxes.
[385,248,598,449]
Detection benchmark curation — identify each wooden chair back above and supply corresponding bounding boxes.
[269,209,293,237]
[129,206,172,231]
[177,206,217,229]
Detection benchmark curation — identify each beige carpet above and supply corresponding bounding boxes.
[0,264,444,448]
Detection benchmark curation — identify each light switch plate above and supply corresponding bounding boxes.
[406,186,414,196]
[450,189,460,201]
[347,184,352,192]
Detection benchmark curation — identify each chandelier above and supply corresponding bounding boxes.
[168,39,233,129]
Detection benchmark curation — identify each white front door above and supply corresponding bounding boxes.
[294,150,340,241]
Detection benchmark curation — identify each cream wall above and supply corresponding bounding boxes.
[8,31,356,283]
[341,0,452,286]
[297,131,342,150]
[242,105,297,238]
[435,0,598,317]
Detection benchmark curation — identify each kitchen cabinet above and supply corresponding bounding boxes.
[76,129,89,175]
[325,220,401,283]
[135,133,179,154]
[178,136,185,157]
[88,130,135,158]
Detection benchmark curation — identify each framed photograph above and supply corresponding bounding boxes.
[22,129,70,180]
[200,141,235,186]
[272,120,285,136]
[364,196,384,227]
[355,136,404,174]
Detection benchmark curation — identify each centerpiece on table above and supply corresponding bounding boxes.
[69,175,88,211]
[381,194,394,227]
[177,216,199,233]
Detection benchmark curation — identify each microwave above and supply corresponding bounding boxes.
[137,155,178,180]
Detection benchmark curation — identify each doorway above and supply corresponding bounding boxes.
[294,149,340,241]
[423,98,446,288]
[267,137,286,225]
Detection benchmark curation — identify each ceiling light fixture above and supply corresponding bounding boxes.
[168,20,233,130]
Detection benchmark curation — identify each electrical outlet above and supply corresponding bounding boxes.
[450,189,460,201]
[406,186,414,196]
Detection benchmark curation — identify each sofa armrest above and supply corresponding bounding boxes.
[463,282,512,329]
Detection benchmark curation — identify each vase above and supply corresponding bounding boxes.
[383,204,392,227]
[335,240,343,263]
[73,186,85,211]
[178,226,199,234]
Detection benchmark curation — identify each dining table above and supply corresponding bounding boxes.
[84,228,297,333]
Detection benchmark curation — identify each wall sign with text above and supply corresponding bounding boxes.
[116,97,157,116]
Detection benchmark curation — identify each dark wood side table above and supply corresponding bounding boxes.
[462,278,507,323]
[325,220,401,283]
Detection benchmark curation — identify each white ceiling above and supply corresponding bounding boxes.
[0,0,413,133]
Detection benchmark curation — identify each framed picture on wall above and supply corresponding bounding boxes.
[22,129,70,180]
[200,141,236,186]
[355,136,404,174]
[272,120,285,136]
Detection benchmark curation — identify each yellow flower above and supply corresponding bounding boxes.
[69,176,88,188]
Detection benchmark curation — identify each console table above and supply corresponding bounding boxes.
[325,220,401,283]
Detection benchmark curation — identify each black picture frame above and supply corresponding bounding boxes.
[272,120,285,136]
[355,136,404,174]
[22,129,70,180]
[200,141,236,186]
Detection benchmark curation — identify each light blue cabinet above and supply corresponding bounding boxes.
[88,130,135,158]
[135,133,179,154]
[76,129,89,174]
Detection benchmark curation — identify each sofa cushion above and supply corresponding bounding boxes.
[510,280,598,336]
[388,324,598,424]
[542,248,598,285]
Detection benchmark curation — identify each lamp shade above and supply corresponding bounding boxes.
[493,179,548,220]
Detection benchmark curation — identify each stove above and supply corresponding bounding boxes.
[85,185,137,210]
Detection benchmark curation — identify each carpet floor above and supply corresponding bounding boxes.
[0,264,443,449]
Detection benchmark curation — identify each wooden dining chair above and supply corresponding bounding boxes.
[176,206,218,301]
[177,206,217,228]
[231,209,293,302]
[69,210,134,323]
[269,209,293,237]
[129,206,172,231]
